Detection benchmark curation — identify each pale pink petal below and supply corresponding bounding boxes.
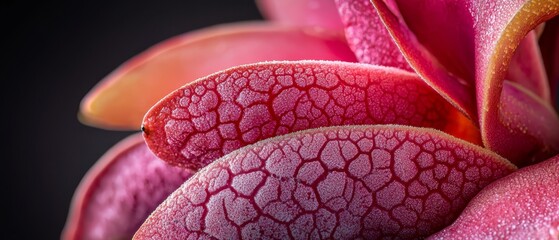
[142,61,480,169]
[429,155,559,239]
[335,0,412,71]
[79,22,356,130]
[134,125,515,239]
[256,0,344,30]
[62,134,193,240]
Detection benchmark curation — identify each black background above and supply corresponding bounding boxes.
[4,1,262,239]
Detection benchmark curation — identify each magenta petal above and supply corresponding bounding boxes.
[134,125,515,239]
[472,2,559,163]
[62,134,193,240]
[429,155,559,239]
[507,31,551,102]
[371,0,559,163]
[256,0,344,30]
[142,61,480,169]
[485,81,559,165]
[370,0,476,119]
[335,0,412,71]
[540,17,559,108]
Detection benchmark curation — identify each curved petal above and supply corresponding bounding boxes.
[62,134,193,240]
[539,17,559,109]
[479,1,559,164]
[142,61,480,169]
[488,81,559,166]
[134,125,515,239]
[256,0,344,30]
[370,0,559,164]
[370,0,476,119]
[429,155,559,239]
[507,31,550,102]
[79,22,356,130]
[335,0,412,71]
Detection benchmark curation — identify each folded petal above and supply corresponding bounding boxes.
[256,0,344,30]
[507,31,550,102]
[335,0,412,71]
[487,81,559,165]
[134,125,515,239]
[370,0,476,119]
[62,134,193,240]
[539,17,559,109]
[79,22,356,130]
[371,0,559,164]
[480,2,559,164]
[142,61,480,169]
[429,155,559,239]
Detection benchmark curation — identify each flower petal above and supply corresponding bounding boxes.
[479,2,559,164]
[62,134,193,240]
[256,0,344,30]
[79,22,356,130]
[134,125,515,239]
[371,0,559,164]
[335,0,412,71]
[507,31,550,102]
[487,81,559,165]
[539,17,559,109]
[370,0,476,119]
[429,155,559,239]
[142,61,480,169]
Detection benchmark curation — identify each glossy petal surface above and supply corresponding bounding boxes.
[256,0,344,30]
[135,125,515,239]
[62,134,193,240]
[142,61,479,169]
[80,22,356,130]
[430,155,559,239]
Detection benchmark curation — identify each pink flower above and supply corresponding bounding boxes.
[63,0,559,239]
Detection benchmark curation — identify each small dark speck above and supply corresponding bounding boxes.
[141,125,148,135]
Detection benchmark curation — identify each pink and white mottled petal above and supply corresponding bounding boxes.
[79,22,356,130]
[142,61,480,169]
[256,0,344,30]
[429,155,559,239]
[488,81,559,165]
[335,0,412,71]
[134,125,515,240]
[507,31,550,102]
[478,1,559,164]
[370,0,476,120]
[62,134,194,240]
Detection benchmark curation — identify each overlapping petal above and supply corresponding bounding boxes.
[142,61,480,169]
[429,155,559,239]
[256,0,344,30]
[62,134,193,240]
[335,0,412,71]
[79,22,356,130]
[134,125,515,239]
[367,0,559,164]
